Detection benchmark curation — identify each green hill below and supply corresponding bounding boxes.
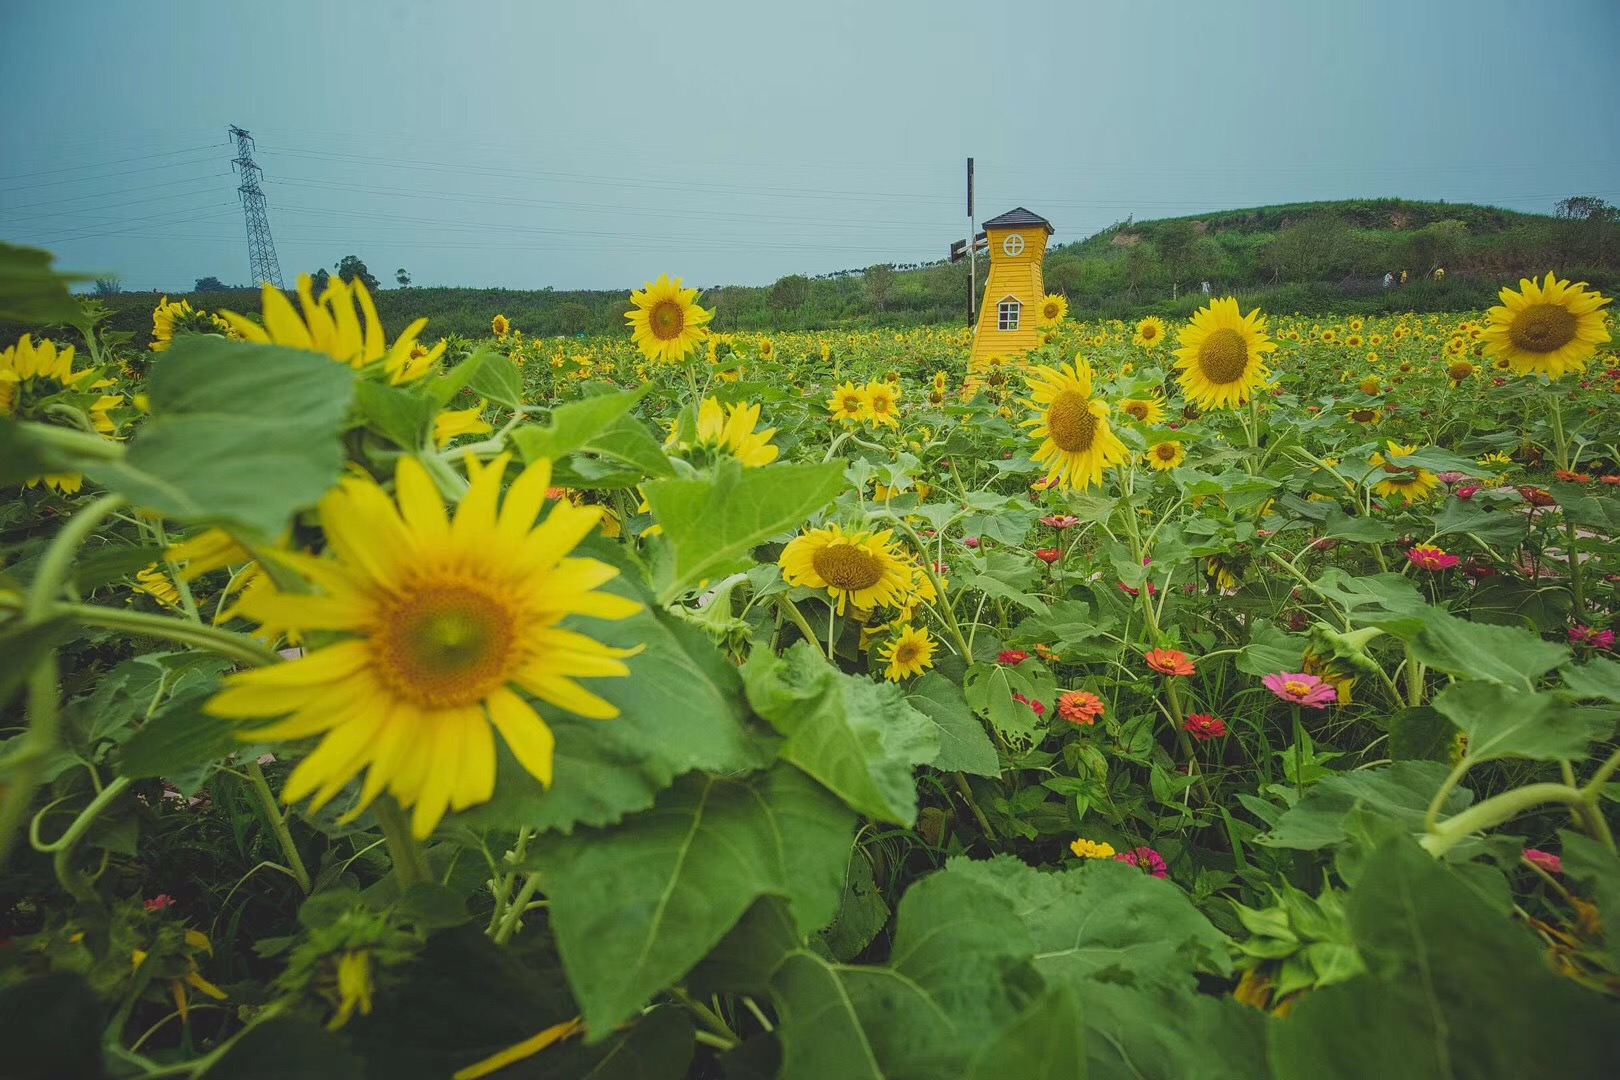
[84,196,1620,345]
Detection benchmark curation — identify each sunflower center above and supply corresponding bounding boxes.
[1196,328,1250,384]
[1141,324,1158,340]
[841,395,862,411]
[1509,303,1577,354]
[812,543,885,591]
[647,299,686,342]
[893,641,919,664]
[1352,409,1376,423]
[1154,444,1178,460]
[1046,391,1097,452]
[1123,401,1149,420]
[374,583,519,708]
[872,396,890,414]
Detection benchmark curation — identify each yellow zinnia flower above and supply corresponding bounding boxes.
[1021,358,1129,492]
[878,623,935,681]
[1481,272,1611,380]
[779,523,912,615]
[1070,837,1116,859]
[205,453,643,837]
[625,275,711,363]
[1173,298,1276,410]
[222,275,443,384]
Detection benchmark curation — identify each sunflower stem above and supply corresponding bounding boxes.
[244,762,311,895]
[492,871,543,945]
[52,603,282,667]
[374,795,432,891]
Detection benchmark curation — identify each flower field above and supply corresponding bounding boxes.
[4,240,1620,1077]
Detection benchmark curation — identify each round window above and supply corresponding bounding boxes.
[1002,233,1025,257]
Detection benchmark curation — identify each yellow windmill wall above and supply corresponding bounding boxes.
[970,226,1048,363]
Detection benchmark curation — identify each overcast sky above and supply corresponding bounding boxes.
[3,0,1616,293]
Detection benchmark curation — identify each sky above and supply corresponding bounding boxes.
[2,0,1617,294]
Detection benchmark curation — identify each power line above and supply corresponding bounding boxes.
[0,142,222,184]
[0,174,229,216]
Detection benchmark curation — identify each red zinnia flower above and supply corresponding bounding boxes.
[1182,713,1227,741]
[1012,691,1046,718]
[1406,544,1459,571]
[1040,514,1081,530]
[145,894,176,912]
[1524,848,1563,875]
[1058,690,1105,726]
[1144,648,1195,677]
[998,649,1030,666]
[1115,846,1168,878]
[1035,548,1063,565]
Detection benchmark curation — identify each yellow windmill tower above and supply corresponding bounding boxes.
[970,207,1053,364]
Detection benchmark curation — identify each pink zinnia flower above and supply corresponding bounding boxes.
[1183,713,1227,742]
[1406,544,1460,571]
[1437,471,1468,485]
[1041,514,1080,530]
[1035,548,1063,565]
[998,649,1030,666]
[1115,846,1168,879]
[1570,625,1616,650]
[963,537,980,549]
[145,894,176,912]
[1455,485,1480,500]
[1262,672,1338,709]
[1012,691,1046,718]
[1524,849,1563,875]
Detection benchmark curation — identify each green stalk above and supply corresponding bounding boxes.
[42,776,132,904]
[373,795,432,890]
[244,762,312,894]
[54,603,282,667]
[1421,783,1586,857]
[493,872,543,945]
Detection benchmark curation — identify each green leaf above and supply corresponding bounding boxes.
[743,642,938,825]
[533,765,855,1035]
[1307,568,1430,631]
[1236,619,1307,677]
[1007,600,1116,658]
[574,413,675,481]
[466,352,524,409]
[1407,609,1570,689]
[1320,508,1396,543]
[1432,682,1617,764]
[85,337,355,535]
[962,572,1050,615]
[354,380,434,450]
[905,673,999,777]
[822,850,891,961]
[455,600,769,835]
[967,984,1086,1080]
[0,973,105,1080]
[944,854,1232,990]
[423,346,490,408]
[1259,762,1469,850]
[1560,830,1620,971]
[543,1006,695,1080]
[204,1016,363,1079]
[1430,496,1528,549]
[116,685,238,780]
[963,660,1055,750]
[1560,656,1620,701]
[643,459,844,601]
[1269,835,1612,1080]
[1386,707,1457,763]
[510,385,649,461]
[0,242,88,325]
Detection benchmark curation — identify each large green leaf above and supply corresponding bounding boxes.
[1430,496,1528,550]
[1079,982,1272,1080]
[509,385,649,461]
[0,973,105,1080]
[84,337,355,535]
[966,984,1086,1080]
[643,458,844,601]
[743,642,938,825]
[963,660,1055,749]
[0,242,87,325]
[1236,619,1308,677]
[455,602,770,835]
[1307,568,1430,631]
[1559,656,1620,702]
[821,850,891,961]
[466,352,525,409]
[533,765,855,1035]
[904,672,999,777]
[353,380,434,450]
[1560,830,1620,971]
[116,684,239,781]
[1433,681,1617,764]
[944,855,1232,990]
[1259,762,1469,850]
[1406,609,1570,690]
[1270,835,1612,1079]
[204,1017,364,1079]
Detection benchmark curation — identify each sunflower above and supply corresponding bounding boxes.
[878,624,936,681]
[1344,333,1364,350]
[1447,360,1475,385]
[932,370,948,394]
[222,275,442,384]
[624,275,712,364]
[827,381,868,423]
[678,397,779,467]
[1,334,90,407]
[1172,298,1276,410]
[863,381,901,428]
[1038,294,1069,326]
[1369,441,1439,504]
[779,523,912,615]
[1133,316,1168,349]
[204,453,643,838]
[1118,395,1167,425]
[1348,406,1380,426]
[492,314,510,339]
[434,401,493,448]
[1358,377,1381,396]
[1145,440,1185,471]
[1021,358,1130,492]
[151,297,228,352]
[1481,272,1611,379]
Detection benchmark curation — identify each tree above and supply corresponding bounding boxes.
[1155,220,1200,290]
[92,276,122,297]
[557,302,590,335]
[193,276,227,292]
[395,267,411,287]
[769,274,810,311]
[1554,196,1619,270]
[863,264,896,312]
[1402,220,1468,274]
[309,268,331,294]
[333,255,380,293]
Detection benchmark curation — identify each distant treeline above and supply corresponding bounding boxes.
[77,197,1620,347]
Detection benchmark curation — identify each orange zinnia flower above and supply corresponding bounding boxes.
[1144,648,1195,677]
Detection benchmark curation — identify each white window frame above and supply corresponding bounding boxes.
[1002,233,1025,257]
[997,299,1021,331]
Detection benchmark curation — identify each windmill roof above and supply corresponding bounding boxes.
[981,207,1053,233]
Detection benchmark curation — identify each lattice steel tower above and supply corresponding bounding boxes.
[228,126,284,289]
